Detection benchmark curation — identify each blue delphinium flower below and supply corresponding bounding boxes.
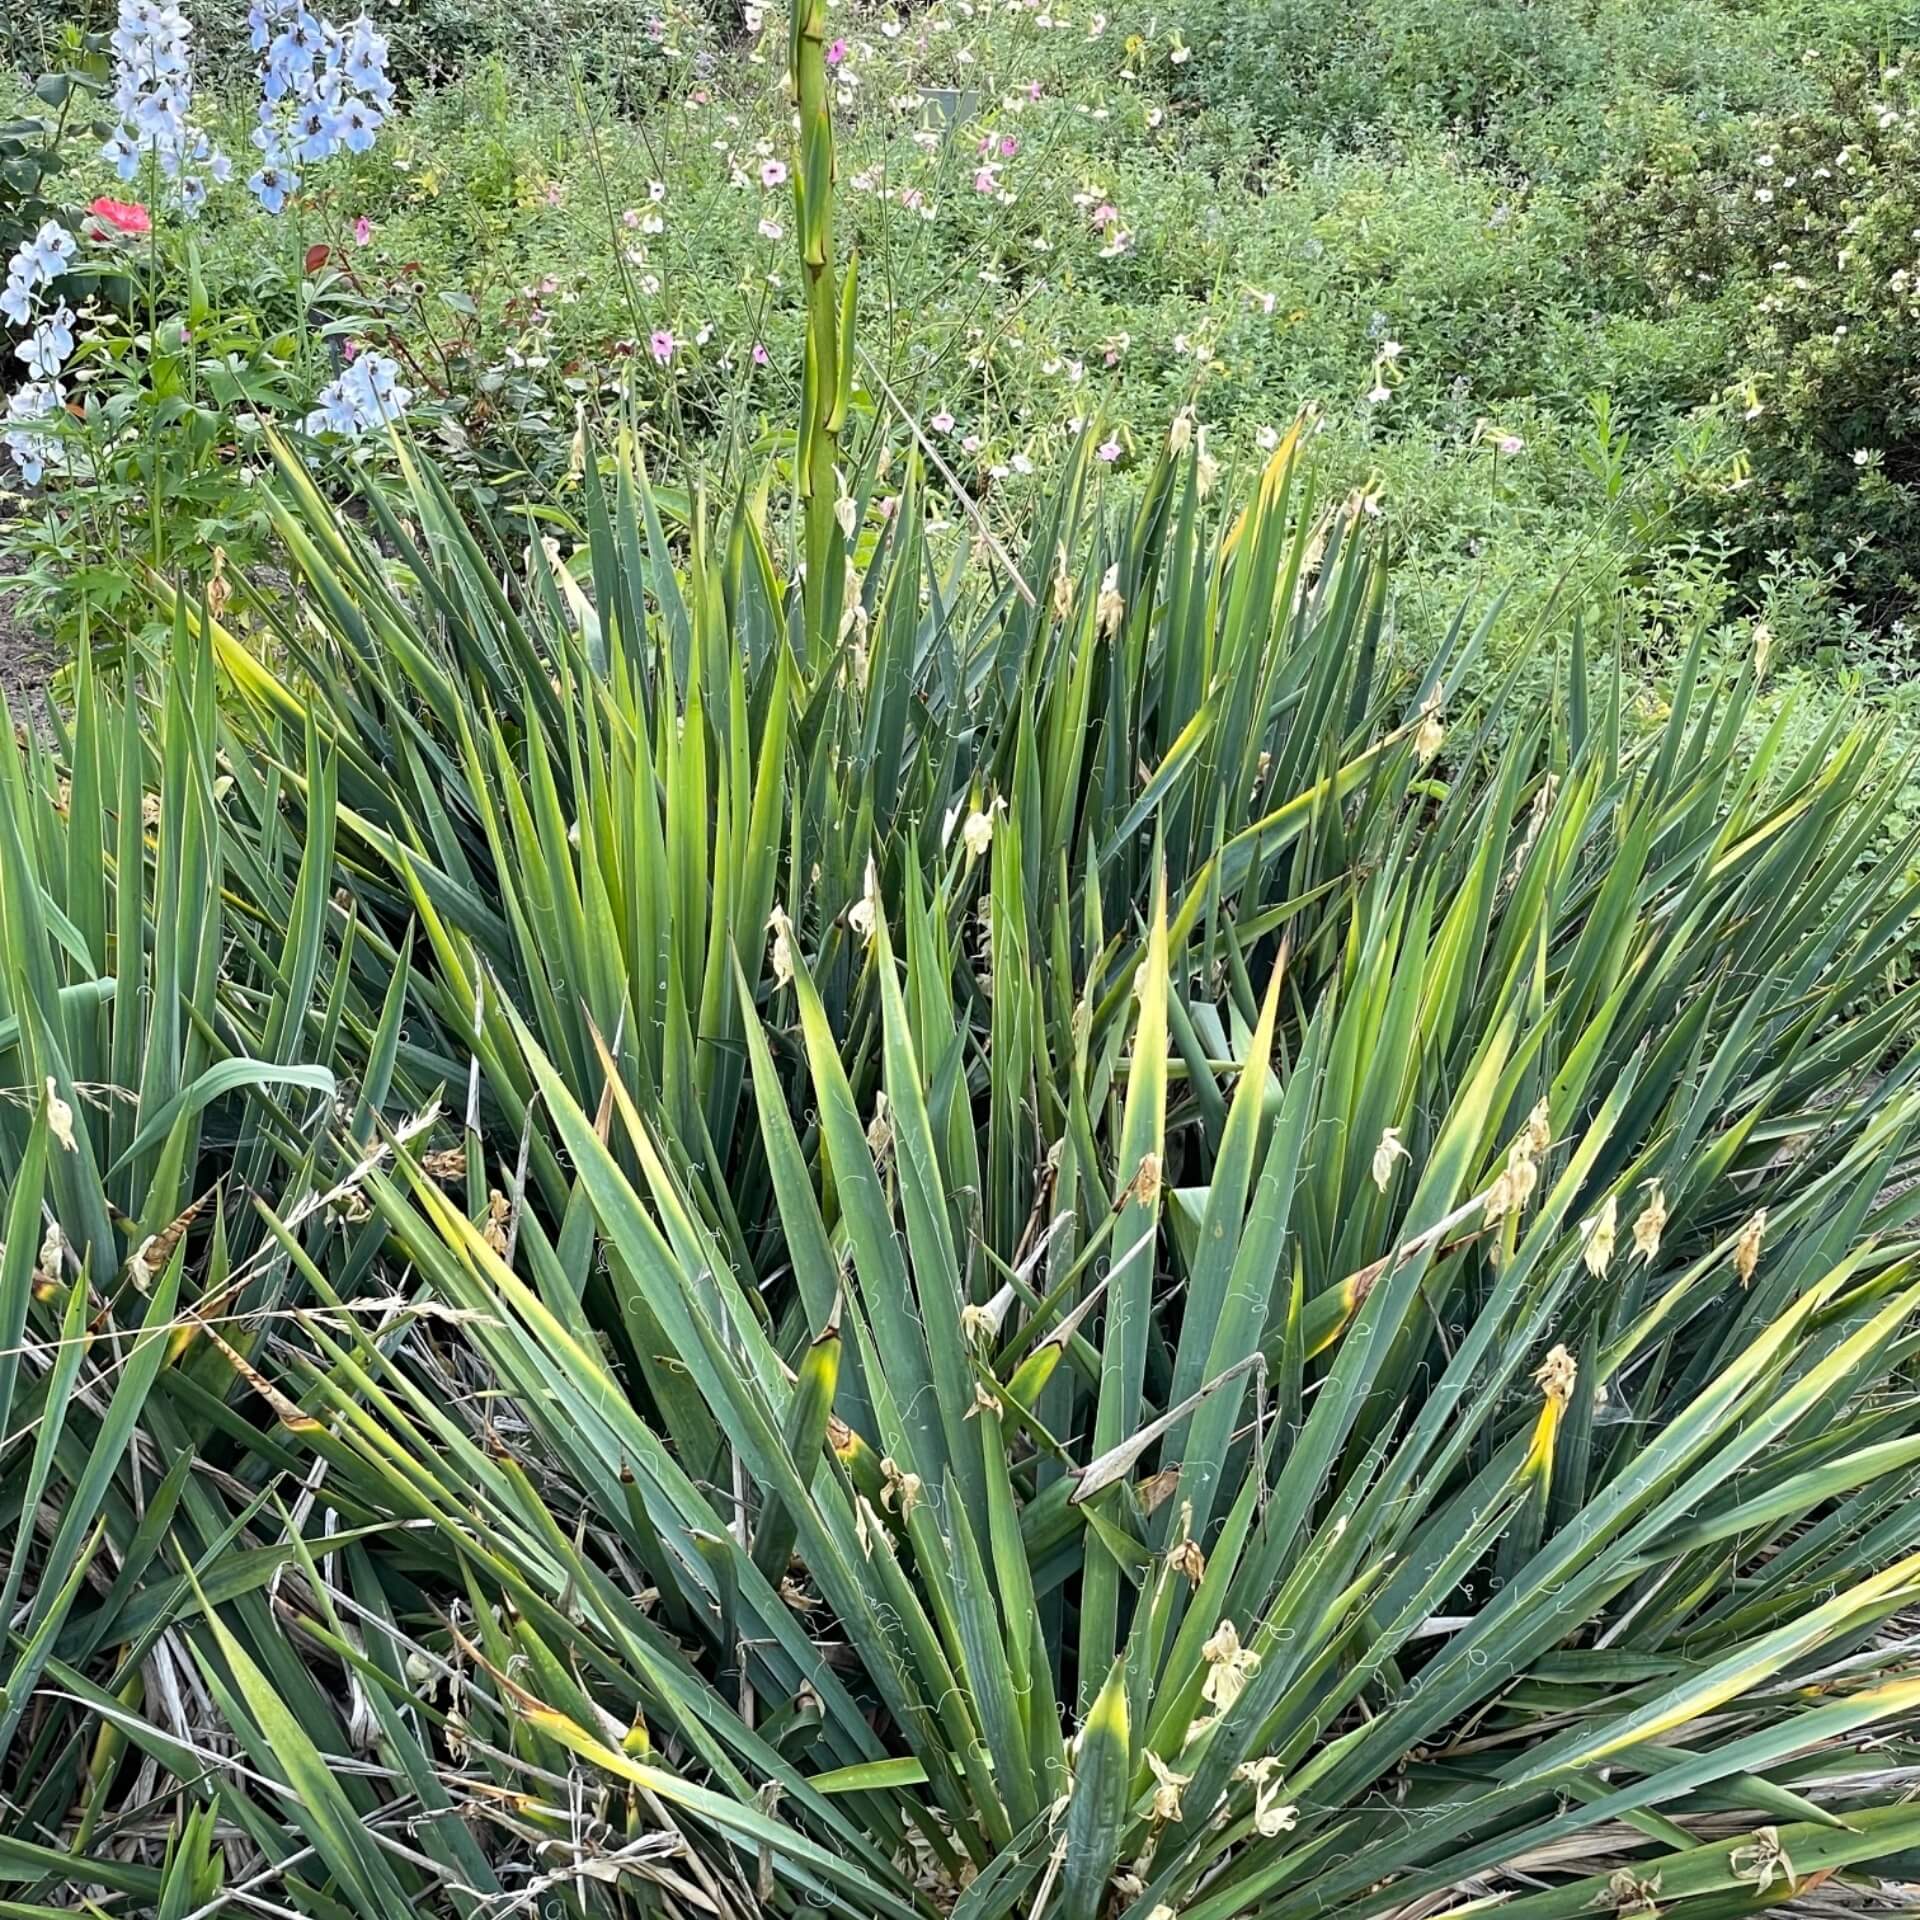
[303,350,411,437]
[100,0,228,216]
[21,221,76,283]
[4,382,66,487]
[247,160,298,214]
[17,305,77,379]
[2,224,79,485]
[251,5,393,212]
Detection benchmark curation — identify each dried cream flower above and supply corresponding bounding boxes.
[1414,684,1445,766]
[1201,1620,1260,1710]
[1168,1503,1207,1587]
[961,798,1003,860]
[34,1220,64,1288]
[866,1090,893,1163]
[1734,1209,1767,1287]
[1146,1751,1190,1823]
[879,1455,923,1519]
[1195,430,1220,499]
[768,906,795,987]
[482,1188,511,1257]
[1731,1826,1793,1897]
[1133,1151,1163,1209]
[44,1078,76,1153]
[1533,1344,1577,1405]
[1096,564,1125,637]
[1234,1757,1296,1836]
[1371,1127,1410,1194]
[1632,1183,1667,1264]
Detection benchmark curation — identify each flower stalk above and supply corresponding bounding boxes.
[789,0,855,665]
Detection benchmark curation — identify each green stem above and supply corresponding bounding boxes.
[145,152,161,571]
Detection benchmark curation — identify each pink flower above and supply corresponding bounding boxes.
[760,158,789,188]
[752,342,770,365]
[930,407,955,432]
[1098,438,1121,462]
[622,208,642,229]
[826,37,847,64]
[1026,81,1042,100]
[974,167,998,194]
[650,329,676,364]
[90,195,151,235]
[1091,203,1119,226]
[999,133,1019,157]
[353,215,372,244]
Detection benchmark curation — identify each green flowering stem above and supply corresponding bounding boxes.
[789,0,852,667]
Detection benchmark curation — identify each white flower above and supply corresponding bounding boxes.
[961,801,1000,859]
[848,855,882,946]
[768,906,794,986]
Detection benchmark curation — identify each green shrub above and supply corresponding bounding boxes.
[1600,52,1920,625]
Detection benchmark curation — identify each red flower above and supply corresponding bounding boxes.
[89,196,151,235]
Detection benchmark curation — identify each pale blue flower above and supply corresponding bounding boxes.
[248,162,296,213]
[15,304,75,379]
[23,221,76,284]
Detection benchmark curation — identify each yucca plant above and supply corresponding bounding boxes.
[8,14,1920,1920]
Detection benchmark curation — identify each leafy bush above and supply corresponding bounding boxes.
[1600,52,1920,626]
